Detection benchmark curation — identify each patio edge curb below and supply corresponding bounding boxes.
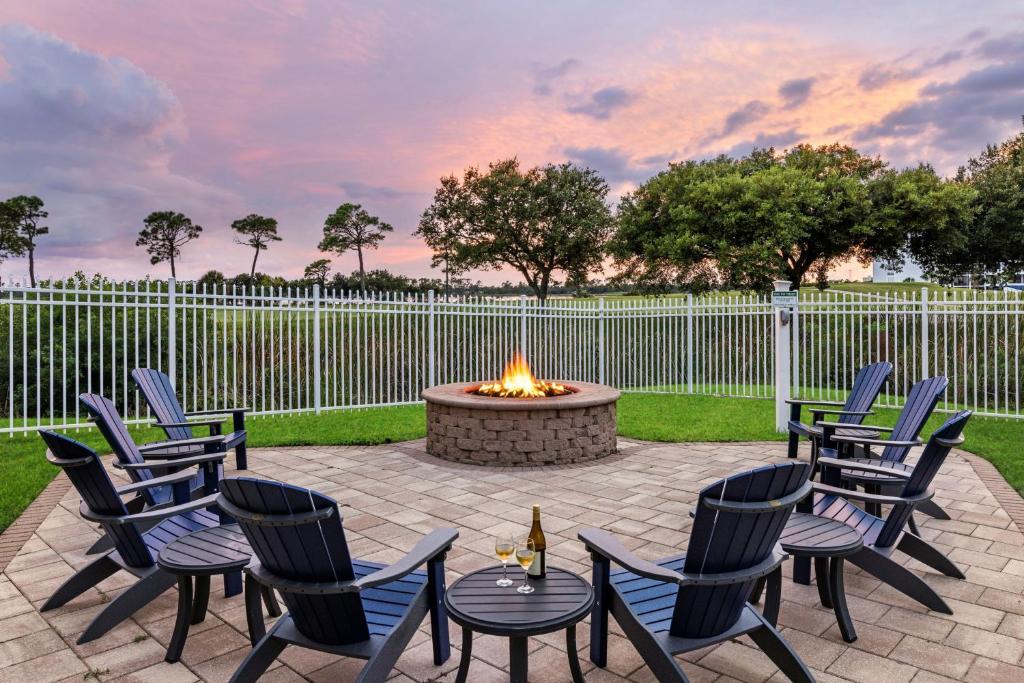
[0,472,71,574]
[958,448,1024,531]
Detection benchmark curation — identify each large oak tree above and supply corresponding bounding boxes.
[416,158,614,302]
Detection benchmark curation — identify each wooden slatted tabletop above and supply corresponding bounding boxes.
[780,513,863,557]
[158,524,253,575]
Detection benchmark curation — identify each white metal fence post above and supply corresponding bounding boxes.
[773,281,793,432]
[313,284,321,414]
[686,293,694,393]
[427,289,436,387]
[519,294,527,354]
[920,287,929,381]
[598,297,606,384]
[167,277,176,390]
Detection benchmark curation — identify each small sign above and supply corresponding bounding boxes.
[771,290,798,308]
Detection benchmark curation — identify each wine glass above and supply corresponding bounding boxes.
[494,535,516,587]
[515,538,535,594]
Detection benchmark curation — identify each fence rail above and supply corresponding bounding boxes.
[2,280,1022,435]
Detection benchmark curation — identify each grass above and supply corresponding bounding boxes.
[2,395,1021,532]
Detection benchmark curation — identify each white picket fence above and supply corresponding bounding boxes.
[2,280,1022,434]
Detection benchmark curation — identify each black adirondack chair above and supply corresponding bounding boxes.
[810,410,972,614]
[218,477,457,683]
[787,361,893,459]
[38,430,222,644]
[579,462,814,683]
[132,368,249,470]
[817,375,950,525]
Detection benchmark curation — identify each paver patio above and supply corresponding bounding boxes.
[2,437,1023,682]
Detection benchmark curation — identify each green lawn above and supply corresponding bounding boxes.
[2,395,1021,532]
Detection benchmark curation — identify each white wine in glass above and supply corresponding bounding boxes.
[515,538,535,594]
[494,536,516,587]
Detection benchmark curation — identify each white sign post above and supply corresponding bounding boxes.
[772,281,795,433]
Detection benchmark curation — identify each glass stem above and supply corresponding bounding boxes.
[503,560,508,582]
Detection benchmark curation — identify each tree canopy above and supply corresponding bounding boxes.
[231,213,281,278]
[319,203,392,294]
[417,158,614,302]
[135,211,203,278]
[0,195,48,286]
[610,144,972,291]
[303,258,332,288]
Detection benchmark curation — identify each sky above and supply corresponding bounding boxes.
[1,1,1023,285]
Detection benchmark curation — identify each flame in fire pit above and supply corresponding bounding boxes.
[474,352,572,398]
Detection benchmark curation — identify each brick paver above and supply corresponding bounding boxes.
[1,438,1022,682]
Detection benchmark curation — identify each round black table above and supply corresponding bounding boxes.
[157,524,281,663]
[445,566,594,683]
[778,513,863,642]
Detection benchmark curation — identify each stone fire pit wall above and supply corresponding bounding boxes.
[422,381,620,466]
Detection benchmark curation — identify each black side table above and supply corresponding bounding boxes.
[157,524,281,662]
[445,566,594,683]
[766,513,864,642]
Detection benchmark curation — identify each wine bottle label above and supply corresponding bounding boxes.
[528,550,545,577]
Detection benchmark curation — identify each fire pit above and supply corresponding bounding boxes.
[422,353,619,466]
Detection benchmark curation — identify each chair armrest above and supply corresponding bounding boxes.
[154,419,225,429]
[114,452,226,472]
[828,434,921,448]
[579,529,686,584]
[115,469,196,495]
[817,457,912,479]
[813,482,932,506]
[80,493,219,525]
[677,549,787,586]
[139,435,227,452]
[810,410,874,417]
[814,422,893,432]
[186,407,249,417]
[786,399,846,407]
[351,528,459,591]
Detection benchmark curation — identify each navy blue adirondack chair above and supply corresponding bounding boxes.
[218,478,457,683]
[132,368,249,470]
[787,361,892,460]
[811,411,972,614]
[38,430,221,644]
[817,376,950,527]
[580,463,814,683]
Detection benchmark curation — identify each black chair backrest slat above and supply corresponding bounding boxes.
[219,478,368,646]
[672,462,811,639]
[78,394,161,505]
[881,376,948,461]
[840,362,893,424]
[39,430,152,567]
[132,369,193,441]
[875,411,972,548]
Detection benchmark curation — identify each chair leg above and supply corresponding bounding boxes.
[762,567,782,627]
[747,616,815,683]
[917,498,951,520]
[590,555,610,668]
[42,554,119,611]
[235,442,248,470]
[426,555,450,665]
[787,429,800,459]
[848,547,952,614]
[907,513,920,537]
[229,632,287,683]
[78,571,177,643]
[897,532,965,579]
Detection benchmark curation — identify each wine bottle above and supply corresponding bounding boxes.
[527,504,546,578]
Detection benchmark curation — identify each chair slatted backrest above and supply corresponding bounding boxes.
[838,361,893,424]
[878,376,948,462]
[39,430,152,567]
[672,462,811,639]
[219,478,369,646]
[876,411,972,548]
[78,394,160,506]
[131,369,193,441]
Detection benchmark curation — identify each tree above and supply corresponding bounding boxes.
[319,203,393,294]
[908,124,1024,285]
[415,175,470,299]
[304,258,332,288]
[417,158,614,302]
[0,195,48,286]
[197,270,225,288]
[231,214,281,278]
[136,211,203,278]
[0,205,25,287]
[610,144,957,291]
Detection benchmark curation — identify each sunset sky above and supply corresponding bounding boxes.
[1,1,1023,285]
